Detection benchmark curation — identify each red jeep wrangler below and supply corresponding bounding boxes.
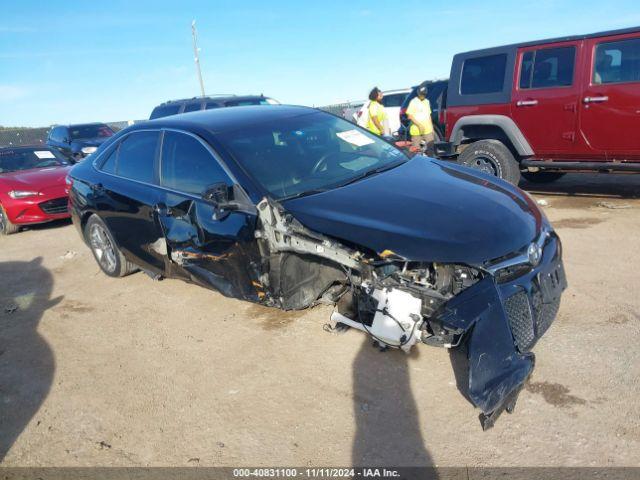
[435,26,640,185]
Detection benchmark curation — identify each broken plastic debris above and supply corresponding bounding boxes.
[4,304,18,314]
[536,199,549,206]
[597,201,631,210]
[60,250,78,260]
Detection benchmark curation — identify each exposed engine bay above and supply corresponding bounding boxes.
[253,197,567,429]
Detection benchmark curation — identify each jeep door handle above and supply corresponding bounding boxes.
[516,100,538,107]
[583,96,609,104]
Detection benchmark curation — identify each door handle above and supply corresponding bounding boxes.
[583,96,609,104]
[153,203,172,217]
[516,100,538,107]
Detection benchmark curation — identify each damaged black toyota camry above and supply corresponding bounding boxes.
[68,105,566,428]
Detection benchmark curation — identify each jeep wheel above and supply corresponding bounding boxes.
[521,171,566,183]
[458,140,521,185]
[84,214,137,277]
[0,205,20,235]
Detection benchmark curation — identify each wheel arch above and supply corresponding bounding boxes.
[450,115,533,158]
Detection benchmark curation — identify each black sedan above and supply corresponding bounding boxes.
[68,105,566,428]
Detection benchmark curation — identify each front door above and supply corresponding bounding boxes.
[511,41,582,157]
[155,130,261,301]
[580,33,640,160]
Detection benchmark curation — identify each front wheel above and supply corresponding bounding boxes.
[458,140,521,185]
[84,215,137,277]
[521,171,566,183]
[0,205,20,235]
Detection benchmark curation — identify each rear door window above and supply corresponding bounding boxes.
[116,131,159,184]
[183,102,202,113]
[205,102,221,110]
[460,54,507,94]
[100,146,118,174]
[593,38,640,84]
[150,104,181,119]
[533,48,571,88]
[160,131,231,195]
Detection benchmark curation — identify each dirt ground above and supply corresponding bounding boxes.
[1,173,639,467]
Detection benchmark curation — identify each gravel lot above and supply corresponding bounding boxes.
[1,173,639,467]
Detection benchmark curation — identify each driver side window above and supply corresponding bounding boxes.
[160,131,231,195]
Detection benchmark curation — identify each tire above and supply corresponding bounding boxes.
[0,205,20,235]
[521,171,566,183]
[458,139,521,185]
[84,214,137,277]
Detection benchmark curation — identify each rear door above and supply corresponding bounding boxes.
[156,130,261,300]
[96,130,166,273]
[580,32,640,160]
[512,41,582,157]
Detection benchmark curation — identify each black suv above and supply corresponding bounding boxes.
[398,80,448,141]
[149,94,279,120]
[47,123,115,161]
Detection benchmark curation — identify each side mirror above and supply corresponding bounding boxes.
[202,182,237,220]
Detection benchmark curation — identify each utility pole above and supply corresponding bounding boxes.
[191,20,206,98]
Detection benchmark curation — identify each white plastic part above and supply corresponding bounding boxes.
[331,288,423,352]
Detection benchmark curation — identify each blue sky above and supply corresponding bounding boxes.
[1,0,639,127]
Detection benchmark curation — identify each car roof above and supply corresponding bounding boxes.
[382,88,412,95]
[55,122,108,128]
[154,95,269,107]
[139,104,318,134]
[456,25,640,58]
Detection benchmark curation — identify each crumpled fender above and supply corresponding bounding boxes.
[437,276,534,416]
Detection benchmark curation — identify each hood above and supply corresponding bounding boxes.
[282,157,542,265]
[0,166,72,193]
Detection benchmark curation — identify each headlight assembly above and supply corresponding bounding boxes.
[8,190,40,199]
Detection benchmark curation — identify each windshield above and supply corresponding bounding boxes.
[70,124,114,140]
[217,113,408,200]
[0,148,69,174]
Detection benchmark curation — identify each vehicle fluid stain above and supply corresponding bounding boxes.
[55,300,94,319]
[552,217,604,229]
[246,304,301,330]
[525,381,587,408]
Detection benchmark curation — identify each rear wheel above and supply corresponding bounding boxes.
[84,214,137,277]
[458,140,521,185]
[521,171,566,183]
[0,206,20,235]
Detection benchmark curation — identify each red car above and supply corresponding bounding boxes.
[0,146,72,235]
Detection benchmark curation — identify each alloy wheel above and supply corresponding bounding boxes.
[89,223,117,273]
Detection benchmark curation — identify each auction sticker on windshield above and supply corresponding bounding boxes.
[336,129,375,147]
[34,150,56,159]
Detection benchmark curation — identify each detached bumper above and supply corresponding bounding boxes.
[437,235,566,427]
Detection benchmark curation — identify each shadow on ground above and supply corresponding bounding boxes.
[520,173,640,199]
[0,258,60,462]
[352,338,434,467]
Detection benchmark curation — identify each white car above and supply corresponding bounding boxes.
[352,88,411,135]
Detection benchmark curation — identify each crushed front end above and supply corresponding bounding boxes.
[254,198,567,429]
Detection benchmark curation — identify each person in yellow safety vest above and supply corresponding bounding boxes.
[366,87,387,136]
[406,84,434,155]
